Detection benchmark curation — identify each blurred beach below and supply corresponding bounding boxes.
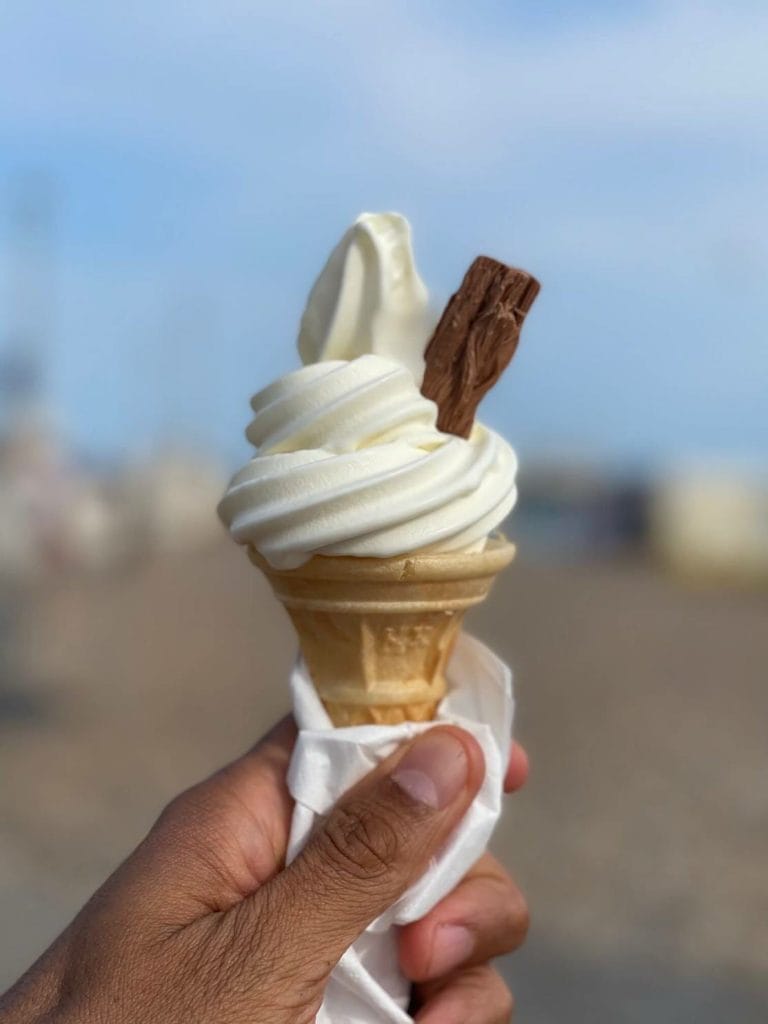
[1,536,766,1021]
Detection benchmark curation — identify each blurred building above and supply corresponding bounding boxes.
[0,410,78,581]
[0,417,227,582]
[651,468,768,586]
[116,449,227,559]
[512,460,650,559]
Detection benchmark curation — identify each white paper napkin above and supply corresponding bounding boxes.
[285,632,514,1024]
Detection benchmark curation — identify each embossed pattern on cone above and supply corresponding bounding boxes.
[249,537,515,726]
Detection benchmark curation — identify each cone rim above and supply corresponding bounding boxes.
[248,534,515,582]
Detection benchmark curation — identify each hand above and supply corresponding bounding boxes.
[0,718,529,1024]
[405,747,529,1022]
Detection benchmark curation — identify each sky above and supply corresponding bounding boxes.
[0,0,766,473]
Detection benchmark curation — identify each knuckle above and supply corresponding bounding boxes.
[464,966,514,1023]
[487,969,515,1022]
[503,984,516,1020]
[514,892,531,942]
[155,778,239,852]
[156,783,209,831]
[156,789,191,829]
[502,989,516,1022]
[503,887,530,948]
[321,800,403,881]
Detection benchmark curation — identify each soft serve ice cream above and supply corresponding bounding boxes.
[218,213,519,569]
[217,212,538,728]
[297,211,433,383]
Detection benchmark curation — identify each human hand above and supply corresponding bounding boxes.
[0,719,529,1024]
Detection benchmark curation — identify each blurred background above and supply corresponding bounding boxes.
[1,1,766,1020]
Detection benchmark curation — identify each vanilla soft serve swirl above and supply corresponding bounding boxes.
[218,214,519,569]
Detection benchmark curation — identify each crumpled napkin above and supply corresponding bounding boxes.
[285,632,514,1024]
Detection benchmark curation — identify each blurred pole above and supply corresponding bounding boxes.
[0,173,56,699]
[155,283,217,453]
[1,172,55,429]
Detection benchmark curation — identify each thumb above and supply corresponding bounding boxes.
[254,726,484,975]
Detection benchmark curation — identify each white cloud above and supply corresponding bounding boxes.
[357,1,768,172]
[1,1,766,170]
[3,0,764,281]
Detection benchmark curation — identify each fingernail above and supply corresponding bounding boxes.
[391,730,469,810]
[430,923,475,975]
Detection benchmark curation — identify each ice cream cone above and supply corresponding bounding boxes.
[248,536,515,725]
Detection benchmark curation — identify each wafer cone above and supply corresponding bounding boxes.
[248,536,515,725]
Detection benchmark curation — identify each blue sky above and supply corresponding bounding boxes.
[0,0,766,472]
